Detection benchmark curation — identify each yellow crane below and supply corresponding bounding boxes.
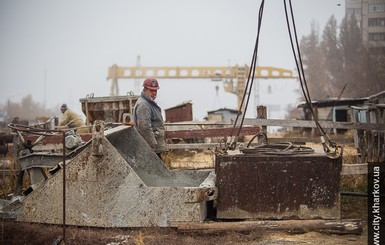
[107,64,295,109]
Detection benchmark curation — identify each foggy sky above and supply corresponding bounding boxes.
[0,0,345,120]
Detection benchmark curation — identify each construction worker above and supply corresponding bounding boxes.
[133,78,167,159]
[57,103,89,133]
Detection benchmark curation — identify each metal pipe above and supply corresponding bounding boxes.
[62,131,66,243]
[340,191,368,197]
[341,191,385,197]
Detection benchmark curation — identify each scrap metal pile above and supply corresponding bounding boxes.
[1,122,216,227]
[0,119,348,228]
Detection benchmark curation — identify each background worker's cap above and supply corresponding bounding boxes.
[143,78,160,90]
[61,103,68,109]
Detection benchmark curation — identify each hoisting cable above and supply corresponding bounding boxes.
[283,0,342,159]
[227,0,265,151]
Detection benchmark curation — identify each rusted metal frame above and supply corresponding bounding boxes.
[79,95,139,124]
[244,117,384,162]
[6,125,69,242]
[165,126,260,139]
[243,118,385,130]
[23,126,260,143]
[22,127,259,143]
[18,154,68,170]
[22,134,92,144]
[167,137,354,150]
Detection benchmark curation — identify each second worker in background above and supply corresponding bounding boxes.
[57,103,89,133]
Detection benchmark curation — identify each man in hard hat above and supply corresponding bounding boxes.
[133,78,167,159]
[57,103,89,133]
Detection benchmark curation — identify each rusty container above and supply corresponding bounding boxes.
[164,102,193,123]
[215,153,342,220]
[79,94,139,124]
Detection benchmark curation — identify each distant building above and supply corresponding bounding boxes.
[297,90,385,134]
[346,0,385,54]
[206,108,239,123]
[164,101,193,123]
[298,97,366,134]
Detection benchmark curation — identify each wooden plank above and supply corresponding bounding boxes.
[177,219,362,235]
[168,143,218,150]
[242,118,385,130]
[341,164,368,175]
[165,126,260,139]
[341,163,385,175]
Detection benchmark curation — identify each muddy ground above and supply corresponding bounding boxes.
[1,144,369,244]
[0,196,368,245]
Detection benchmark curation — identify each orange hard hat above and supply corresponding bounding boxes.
[143,78,160,90]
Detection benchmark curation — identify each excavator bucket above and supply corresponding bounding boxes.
[15,125,216,227]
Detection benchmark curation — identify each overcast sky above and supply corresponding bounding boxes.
[0,0,345,121]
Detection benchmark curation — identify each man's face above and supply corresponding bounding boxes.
[144,88,158,100]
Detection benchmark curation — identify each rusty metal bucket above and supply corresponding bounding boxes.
[215,153,342,220]
[15,125,216,227]
[80,94,139,124]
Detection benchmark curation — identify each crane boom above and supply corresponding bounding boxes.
[107,64,296,109]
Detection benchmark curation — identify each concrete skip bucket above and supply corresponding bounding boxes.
[16,124,217,227]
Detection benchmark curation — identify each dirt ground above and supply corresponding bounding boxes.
[0,197,368,245]
[1,143,369,245]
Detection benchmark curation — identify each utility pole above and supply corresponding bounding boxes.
[134,55,141,94]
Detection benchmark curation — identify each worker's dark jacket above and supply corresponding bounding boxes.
[133,91,167,153]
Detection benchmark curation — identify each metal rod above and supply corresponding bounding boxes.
[340,191,368,197]
[62,131,66,243]
[341,191,385,198]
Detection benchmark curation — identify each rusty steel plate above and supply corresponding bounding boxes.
[215,153,342,220]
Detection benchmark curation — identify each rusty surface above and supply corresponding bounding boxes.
[165,103,193,123]
[215,154,342,220]
[0,144,7,155]
[80,95,139,124]
[20,126,259,143]
[22,134,92,145]
[0,133,14,143]
[165,126,260,139]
